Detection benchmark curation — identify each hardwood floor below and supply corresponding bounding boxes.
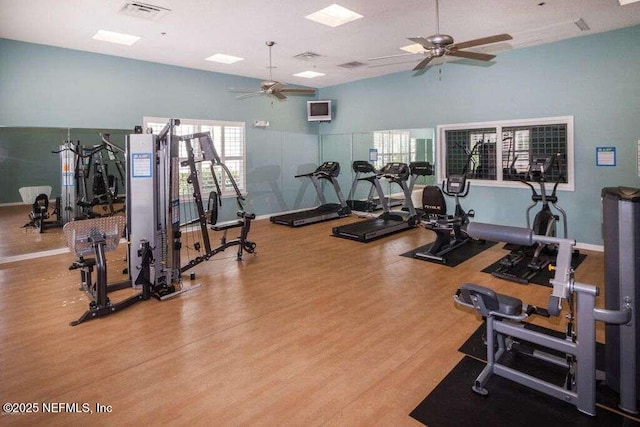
[0,211,607,425]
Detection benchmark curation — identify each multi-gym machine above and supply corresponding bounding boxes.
[57,134,126,222]
[179,131,256,266]
[454,221,637,416]
[63,120,188,325]
[64,121,256,325]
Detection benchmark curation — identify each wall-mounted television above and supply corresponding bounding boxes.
[307,100,332,122]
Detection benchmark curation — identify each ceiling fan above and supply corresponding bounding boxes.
[229,41,316,100]
[370,0,512,71]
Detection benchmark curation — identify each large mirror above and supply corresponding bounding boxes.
[320,128,435,207]
[0,127,130,260]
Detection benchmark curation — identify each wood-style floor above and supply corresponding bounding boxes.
[0,206,607,425]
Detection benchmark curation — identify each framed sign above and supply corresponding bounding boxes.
[596,146,616,167]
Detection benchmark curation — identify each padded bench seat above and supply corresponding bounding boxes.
[211,220,244,232]
[457,283,523,316]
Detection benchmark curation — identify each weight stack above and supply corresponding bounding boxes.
[601,187,640,406]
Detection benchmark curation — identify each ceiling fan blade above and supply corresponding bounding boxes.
[369,52,419,61]
[229,87,259,93]
[280,88,316,94]
[450,33,512,50]
[408,37,435,49]
[368,58,425,68]
[413,55,435,71]
[271,92,287,100]
[236,92,264,100]
[447,50,495,61]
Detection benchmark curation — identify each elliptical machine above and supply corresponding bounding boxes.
[415,174,475,263]
[492,154,569,284]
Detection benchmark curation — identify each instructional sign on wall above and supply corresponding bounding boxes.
[132,153,152,177]
[369,148,378,162]
[596,146,616,167]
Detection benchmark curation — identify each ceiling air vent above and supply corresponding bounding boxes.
[338,61,367,69]
[294,51,322,60]
[119,2,171,20]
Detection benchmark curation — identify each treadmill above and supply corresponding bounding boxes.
[345,161,404,212]
[332,162,419,242]
[270,161,351,227]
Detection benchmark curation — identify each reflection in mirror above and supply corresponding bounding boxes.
[320,129,435,207]
[0,127,130,260]
[246,164,288,212]
[292,163,319,209]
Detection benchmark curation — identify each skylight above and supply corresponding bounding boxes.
[619,0,640,5]
[91,30,140,46]
[305,4,363,27]
[205,54,244,64]
[294,71,326,79]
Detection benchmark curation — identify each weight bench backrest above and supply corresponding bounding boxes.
[422,186,447,216]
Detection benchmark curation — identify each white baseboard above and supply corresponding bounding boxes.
[0,202,26,207]
[0,247,70,265]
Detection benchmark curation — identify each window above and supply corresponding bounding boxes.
[437,116,574,191]
[372,130,416,169]
[143,117,246,198]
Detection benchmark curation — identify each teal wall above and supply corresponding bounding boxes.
[318,25,640,246]
[0,38,320,215]
[2,25,640,244]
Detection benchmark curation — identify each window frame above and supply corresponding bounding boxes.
[372,129,416,169]
[143,116,247,198]
[436,116,574,191]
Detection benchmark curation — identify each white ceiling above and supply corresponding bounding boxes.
[1,0,640,88]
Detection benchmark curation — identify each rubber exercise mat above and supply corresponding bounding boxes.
[409,356,637,427]
[401,240,498,267]
[481,251,586,286]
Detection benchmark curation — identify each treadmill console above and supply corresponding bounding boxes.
[352,160,376,174]
[316,161,341,177]
[409,161,434,177]
[379,162,410,181]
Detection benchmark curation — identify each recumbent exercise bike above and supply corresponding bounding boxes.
[415,174,475,263]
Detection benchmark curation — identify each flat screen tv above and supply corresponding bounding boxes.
[307,100,332,122]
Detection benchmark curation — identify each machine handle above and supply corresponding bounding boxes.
[593,304,633,325]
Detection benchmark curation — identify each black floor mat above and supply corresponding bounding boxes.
[409,356,639,427]
[481,250,586,286]
[401,240,498,267]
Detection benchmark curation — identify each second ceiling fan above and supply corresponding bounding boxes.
[230,41,316,100]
